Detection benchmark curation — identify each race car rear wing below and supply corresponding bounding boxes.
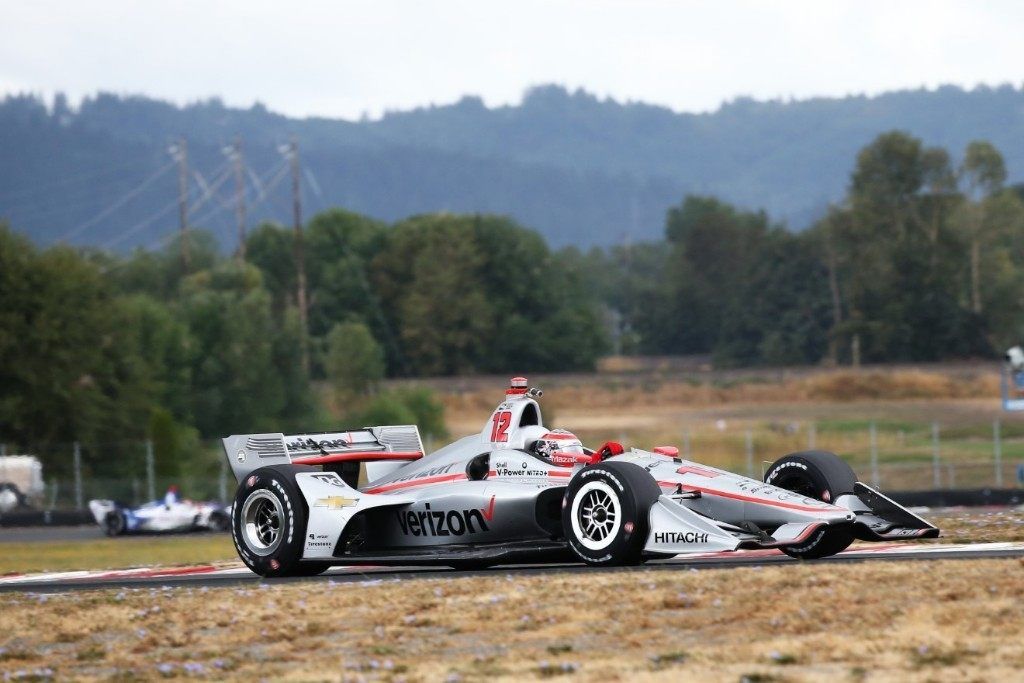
[222,425,424,483]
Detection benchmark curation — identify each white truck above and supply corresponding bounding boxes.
[0,456,44,514]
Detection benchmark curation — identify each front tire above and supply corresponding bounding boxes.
[231,465,316,577]
[764,451,856,559]
[562,461,661,566]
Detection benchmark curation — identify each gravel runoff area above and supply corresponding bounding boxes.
[0,557,1021,681]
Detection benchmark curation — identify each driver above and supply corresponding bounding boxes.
[164,485,180,509]
[530,429,588,466]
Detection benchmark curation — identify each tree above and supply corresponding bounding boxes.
[347,388,447,440]
[810,132,1010,362]
[325,321,385,398]
[180,261,303,437]
[0,225,168,476]
[372,214,494,375]
[650,196,773,355]
[850,131,925,236]
[962,190,1024,347]
[714,230,832,366]
[372,213,608,375]
[960,141,1007,313]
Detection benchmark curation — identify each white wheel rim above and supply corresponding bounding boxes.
[570,481,622,551]
[241,490,284,556]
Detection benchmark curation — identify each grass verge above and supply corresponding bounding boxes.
[0,534,236,575]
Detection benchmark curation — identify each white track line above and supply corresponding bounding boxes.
[678,541,1024,561]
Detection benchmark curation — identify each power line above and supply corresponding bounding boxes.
[0,157,156,203]
[153,160,288,252]
[100,198,181,250]
[3,171,170,215]
[55,160,176,243]
[104,166,233,250]
[189,160,285,230]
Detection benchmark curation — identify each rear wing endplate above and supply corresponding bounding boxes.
[222,425,424,482]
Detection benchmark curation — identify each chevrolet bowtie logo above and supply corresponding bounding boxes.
[314,496,360,509]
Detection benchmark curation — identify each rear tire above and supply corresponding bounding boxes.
[102,509,126,536]
[0,483,26,513]
[231,465,316,577]
[208,510,230,532]
[764,451,856,559]
[562,461,661,566]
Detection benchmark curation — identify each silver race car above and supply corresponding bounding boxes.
[223,377,938,577]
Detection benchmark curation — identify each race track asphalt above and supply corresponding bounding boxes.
[2,541,1021,593]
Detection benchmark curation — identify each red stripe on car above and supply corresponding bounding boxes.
[293,451,423,465]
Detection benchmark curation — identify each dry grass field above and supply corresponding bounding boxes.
[1,556,1021,681]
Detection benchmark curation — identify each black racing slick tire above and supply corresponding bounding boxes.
[562,461,661,566]
[208,510,230,532]
[231,464,318,578]
[764,450,857,560]
[0,483,26,510]
[102,509,127,537]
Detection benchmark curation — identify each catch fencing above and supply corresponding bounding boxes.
[666,418,1024,492]
[0,440,229,512]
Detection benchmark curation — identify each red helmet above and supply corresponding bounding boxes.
[531,430,586,466]
[507,376,528,396]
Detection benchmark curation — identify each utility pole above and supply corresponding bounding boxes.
[224,138,247,261]
[281,137,310,374]
[994,419,1003,487]
[145,439,155,503]
[73,442,83,511]
[170,139,190,270]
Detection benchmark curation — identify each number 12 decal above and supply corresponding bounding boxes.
[490,411,512,442]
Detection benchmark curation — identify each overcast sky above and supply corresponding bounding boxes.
[2,0,1023,120]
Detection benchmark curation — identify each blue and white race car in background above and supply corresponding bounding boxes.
[88,489,230,536]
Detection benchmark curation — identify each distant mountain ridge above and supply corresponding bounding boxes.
[2,83,1024,249]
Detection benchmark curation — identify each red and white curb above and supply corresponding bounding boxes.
[2,542,1021,587]
[0,562,391,587]
[677,541,1024,561]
